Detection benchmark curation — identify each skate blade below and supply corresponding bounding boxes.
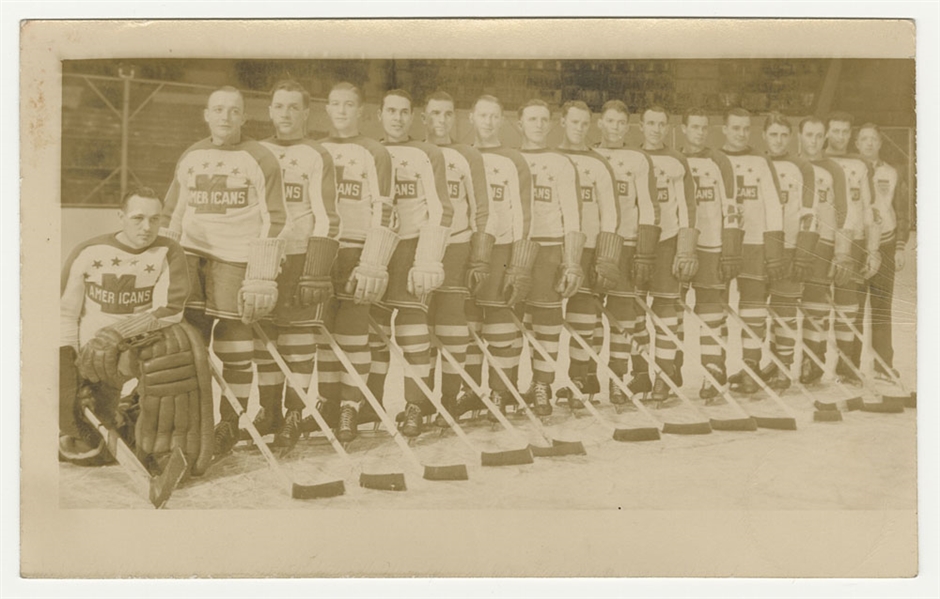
[149,447,188,509]
[613,426,662,441]
[423,463,470,481]
[359,472,407,492]
[481,447,534,467]
[753,416,798,430]
[661,421,712,435]
[292,479,346,499]
[709,417,758,432]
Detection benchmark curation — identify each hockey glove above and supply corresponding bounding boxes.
[829,231,856,287]
[555,232,586,298]
[863,249,882,280]
[763,230,788,281]
[345,227,400,305]
[78,311,160,385]
[466,231,495,296]
[633,224,660,289]
[791,230,820,282]
[502,239,540,306]
[672,227,700,282]
[408,224,450,302]
[719,227,744,282]
[239,238,284,324]
[297,236,339,307]
[593,232,624,292]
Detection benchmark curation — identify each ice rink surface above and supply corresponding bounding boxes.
[60,243,917,510]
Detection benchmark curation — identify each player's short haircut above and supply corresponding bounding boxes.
[425,90,455,108]
[121,187,163,211]
[763,111,792,132]
[329,81,363,105]
[682,107,708,125]
[561,100,591,118]
[798,115,825,134]
[826,111,854,129]
[724,107,751,124]
[382,88,413,110]
[641,104,669,120]
[472,94,503,112]
[519,98,551,116]
[207,85,244,106]
[857,122,881,138]
[600,100,629,118]
[270,79,311,108]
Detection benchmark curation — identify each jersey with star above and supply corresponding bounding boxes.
[518,148,581,247]
[260,138,341,255]
[769,154,818,248]
[382,139,454,239]
[440,144,491,245]
[556,149,619,249]
[825,153,873,242]
[643,146,696,242]
[318,135,395,247]
[477,146,533,245]
[592,145,657,246]
[61,234,189,349]
[867,159,909,247]
[806,158,849,244]
[722,147,784,245]
[162,137,287,263]
[682,147,738,251]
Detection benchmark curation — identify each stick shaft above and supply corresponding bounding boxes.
[82,407,151,497]
[832,306,910,393]
[797,307,878,387]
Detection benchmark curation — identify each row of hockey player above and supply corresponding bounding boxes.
[60,80,910,473]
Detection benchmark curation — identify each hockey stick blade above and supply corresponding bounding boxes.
[660,421,713,436]
[709,417,758,432]
[613,426,662,442]
[753,416,798,430]
[292,479,346,500]
[359,472,407,492]
[149,447,188,509]
[906,392,917,409]
[815,397,864,412]
[481,446,534,467]
[423,464,470,481]
[861,398,906,414]
[529,440,587,457]
[813,410,844,422]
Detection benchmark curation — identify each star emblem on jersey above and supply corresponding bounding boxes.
[187,167,195,175]
[111,257,121,266]
[202,162,210,169]
[231,167,240,175]
[400,160,409,168]
[145,264,155,273]
[348,159,357,166]
[503,179,509,186]
[493,168,500,175]
[548,175,555,182]
[279,153,286,160]
[130,259,139,266]
[216,161,224,168]
[692,167,699,174]
[448,162,456,171]
[290,159,298,167]
[336,153,344,161]
[301,173,309,181]
[92,260,103,269]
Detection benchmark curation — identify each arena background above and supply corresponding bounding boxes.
[59,57,915,259]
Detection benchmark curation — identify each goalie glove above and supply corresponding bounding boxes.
[633,224,660,289]
[672,227,700,282]
[719,227,744,282]
[592,232,624,292]
[345,226,400,305]
[763,230,788,281]
[466,231,495,296]
[829,231,856,286]
[297,236,339,307]
[501,239,540,306]
[238,238,284,324]
[408,224,450,302]
[78,311,161,385]
[791,230,820,282]
[555,232,586,298]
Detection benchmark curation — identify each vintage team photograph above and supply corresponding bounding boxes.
[19,18,921,578]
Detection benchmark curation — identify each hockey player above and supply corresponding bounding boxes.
[255,80,341,448]
[762,112,818,390]
[679,107,741,401]
[61,188,213,476]
[593,101,658,403]
[365,89,453,438]
[162,86,288,455]
[317,82,397,442]
[720,107,786,394]
[419,91,494,423]
[554,101,620,410]
[637,105,698,402]
[825,111,882,383]
[467,94,536,417]
[855,122,911,378]
[512,99,584,415]
[797,116,860,385]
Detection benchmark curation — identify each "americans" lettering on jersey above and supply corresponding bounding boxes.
[85,274,154,315]
[395,180,418,199]
[190,174,249,213]
[335,166,363,200]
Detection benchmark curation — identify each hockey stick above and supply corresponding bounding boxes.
[720,301,844,423]
[675,298,798,430]
[605,299,750,432]
[798,308,905,414]
[832,306,915,407]
[253,324,409,491]
[314,324,467,483]
[207,356,346,499]
[82,406,188,509]
[765,307,863,417]
[464,328,587,455]
[508,312,669,440]
[369,318,534,467]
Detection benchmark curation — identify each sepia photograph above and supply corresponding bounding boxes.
[16,16,931,582]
